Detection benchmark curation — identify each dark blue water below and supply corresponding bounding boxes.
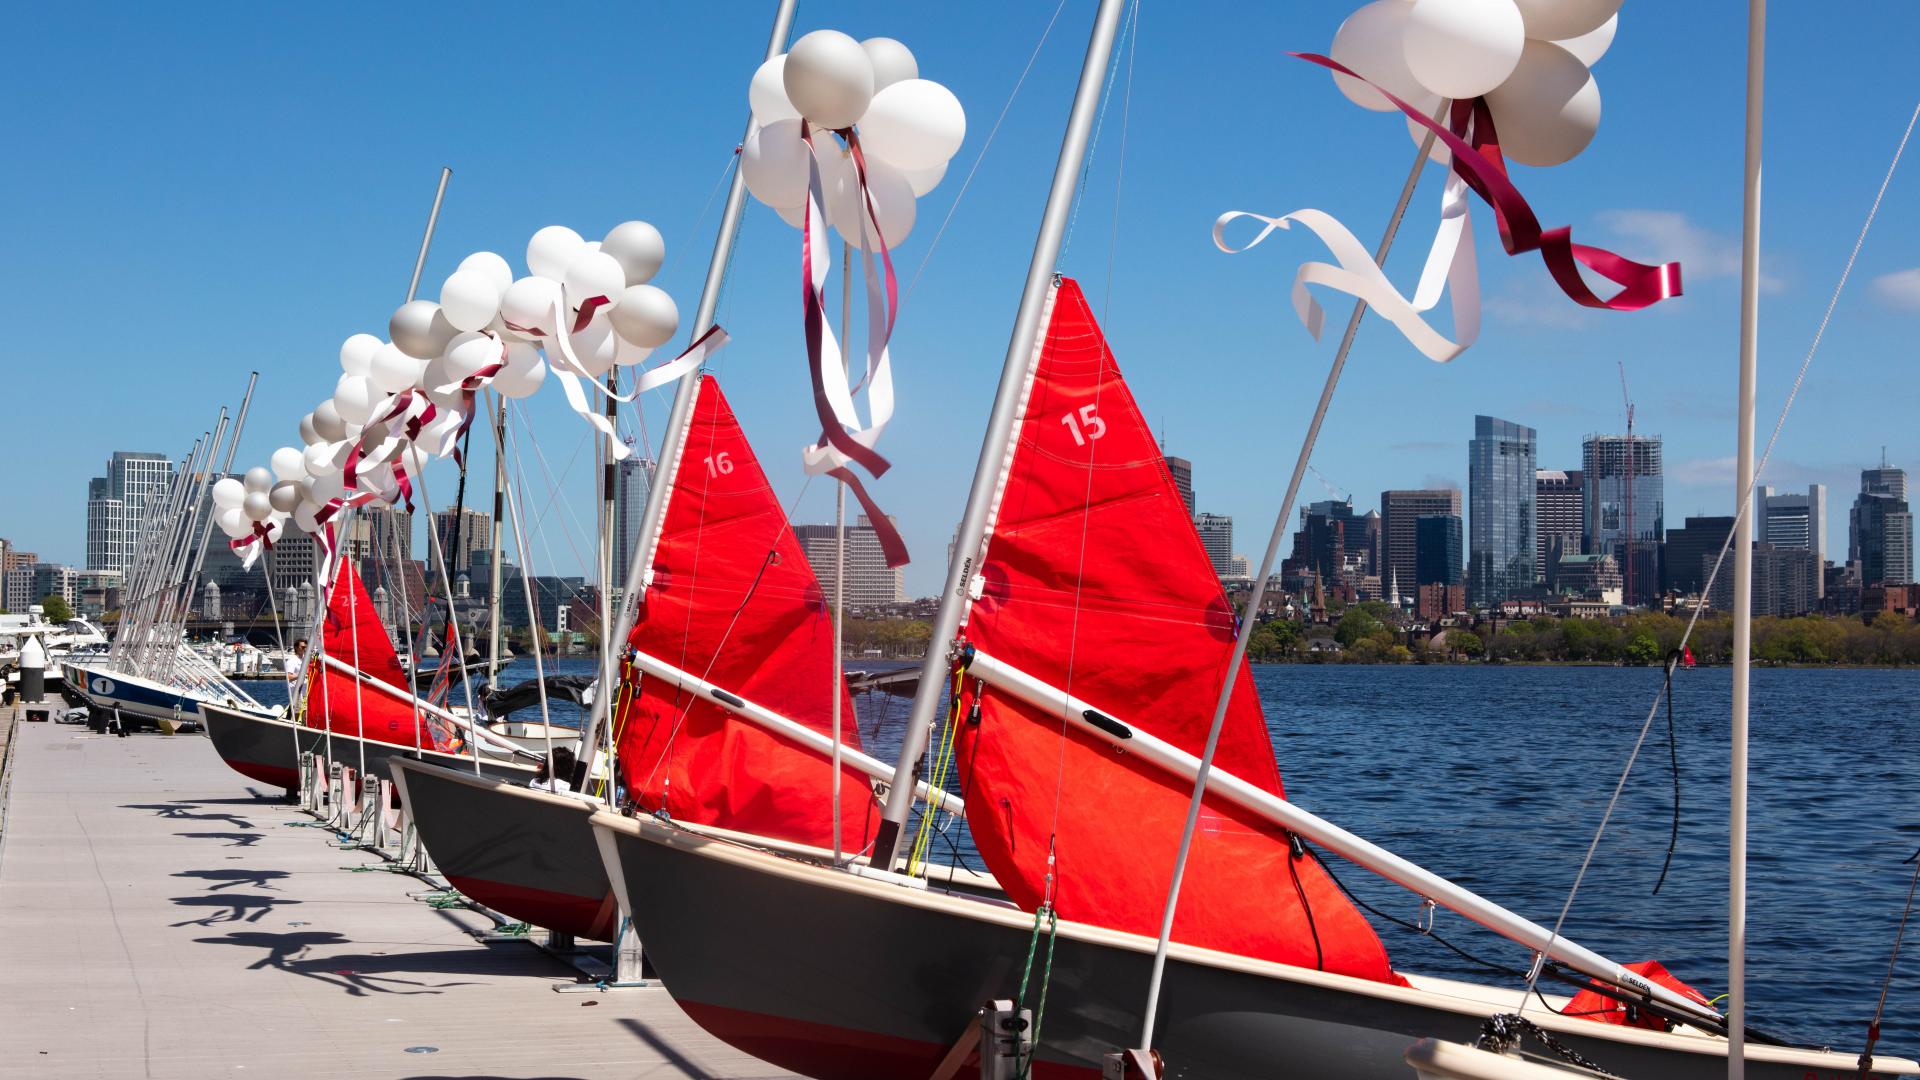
[1258,665,1919,1052]
[256,660,1920,1051]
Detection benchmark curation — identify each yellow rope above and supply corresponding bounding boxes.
[906,667,966,877]
[592,655,640,801]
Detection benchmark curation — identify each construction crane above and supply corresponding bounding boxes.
[1307,463,1350,506]
[1618,361,1636,607]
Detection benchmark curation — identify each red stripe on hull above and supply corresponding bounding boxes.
[217,756,299,792]
[443,873,617,941]
[676,999,1098,1080]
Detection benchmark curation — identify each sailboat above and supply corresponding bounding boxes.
[203,554,540,796]
[592,274,1912,1080]
[393,372,911,940]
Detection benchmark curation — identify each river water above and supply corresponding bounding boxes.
[255,659,1919,1051]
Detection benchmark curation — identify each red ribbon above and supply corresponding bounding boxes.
[826,465,910,568]
[1295,53,1682,312]
[800,126,893,480]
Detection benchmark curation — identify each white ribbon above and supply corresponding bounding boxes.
[799,137,896,477]
[1214,169,1480,364]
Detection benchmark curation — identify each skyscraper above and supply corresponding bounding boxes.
[85,451,176,573]
[794,515,907,607]
[612,456,652,592]
[1851,463,1913,586]
[1534,469,1584,587]
[1194,512,1234,579]
[1165,456,1194,516]
[1468,415,1536,607]
[1757,484,1826,597]
[1581,433,1664,606]
[1414,514,1463,586]
[1381,489,1461,596]
[432,508,491,578]
[1663,515,1736,597]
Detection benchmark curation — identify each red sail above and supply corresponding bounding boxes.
[954,278,1395,982]
[306,559,454,752]
[614,376,876,849]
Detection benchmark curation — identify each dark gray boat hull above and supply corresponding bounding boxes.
[592,813,1914,1080]
[387,758,617,941]
[201,702,537,794]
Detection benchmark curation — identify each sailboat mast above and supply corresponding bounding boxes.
[1730,2,1766,1075]
[488,397,507,674]
[573,0,798,785]
[871,0,1129,869]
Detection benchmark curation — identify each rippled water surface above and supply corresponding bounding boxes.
[255,658,1920,1051]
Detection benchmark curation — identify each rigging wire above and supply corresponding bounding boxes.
[1650,650,1682,896]
[901,0,1073,310]
[1518,93,1920,1017]
[1858,846,1920,1075]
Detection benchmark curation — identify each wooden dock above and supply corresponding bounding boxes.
[0,707,798,1079]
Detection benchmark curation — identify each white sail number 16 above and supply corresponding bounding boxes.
[1059,404,1106,446]
[705,452,734,477]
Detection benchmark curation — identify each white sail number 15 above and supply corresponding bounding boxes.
[1059,404,1106,446]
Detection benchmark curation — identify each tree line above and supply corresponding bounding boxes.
[1244,606,1920,666]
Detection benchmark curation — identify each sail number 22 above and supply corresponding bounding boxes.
[1059,405,1106,446]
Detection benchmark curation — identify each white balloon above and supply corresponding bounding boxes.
[333,374,381,426]
[292,501,321,535]
[613,337,655,368]
[356,458,395,495]
[211,477,246,510]
[602,221,666,286]
[312,400,347,441]
[268,480,302,514]
[499,276,564,337]
[400,441,433,476]
[857,79,966,172]
[527,225,586,281]
[830,157,916,251]
[340,333,381,377]
[308,469,346,504]
[298,412,319,446]
[1511,0,1619,41]
[217,507,250,539]
[750,54,802,126]
[390,300,457,360]
[243,466,274,494]
[369,342,424,394]
[492,342,547,398]
[418,410,465,455]
[271,446,307,482]
[303,442,340,478]
[808,145,854,226]
[1403,0,1525,100]
[242,490,273,522]
[861,37,919,93]
[609,284,680,349]
[445,331,504,383]
[742,119,814,209]
[900,160,947,197]
[420,354,461,406]
[1554,12,1616,66]
[783,30,875,129]
[458,251,515,296]
[1331,1,1443,114]
[1484,40,1600,167]
[563,250,626,312]
[439,269,503,332]
[567,320,620,376]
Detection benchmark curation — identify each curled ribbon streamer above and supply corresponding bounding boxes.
[1214,168,1480,362]
[799,127,894,480]
[507,298,635,462]
[230,519,278,569]
[1295,53,1681,311]
[826,465,910,568]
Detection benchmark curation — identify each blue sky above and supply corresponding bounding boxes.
[5,2,1919,596]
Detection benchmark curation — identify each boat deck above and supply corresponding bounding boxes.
[0,706,798,1079]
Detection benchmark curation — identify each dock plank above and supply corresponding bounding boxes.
[0,719,798,1079]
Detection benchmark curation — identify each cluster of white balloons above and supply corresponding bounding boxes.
[217,221,683,548]
[1330,0,1616,167]
[740,30,966,249]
